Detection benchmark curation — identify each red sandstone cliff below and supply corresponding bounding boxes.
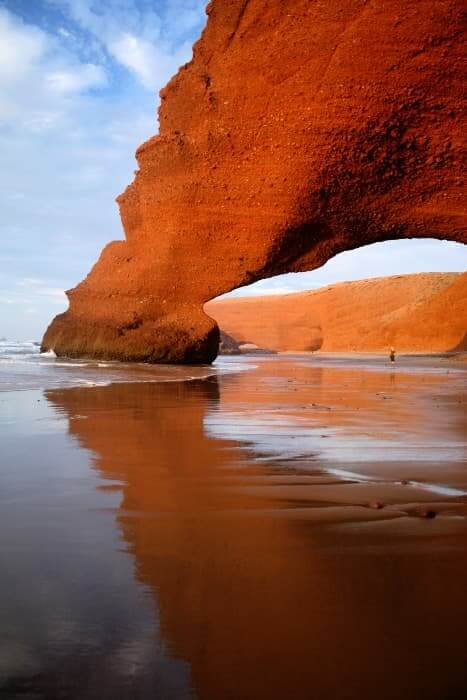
[206,272,467,353]
[42,0,466,362]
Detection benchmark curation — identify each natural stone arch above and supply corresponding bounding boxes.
[42,0,466,363]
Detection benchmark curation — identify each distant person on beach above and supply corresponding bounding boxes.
[389,347,396,363]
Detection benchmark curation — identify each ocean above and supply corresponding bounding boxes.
[0,340,250,392]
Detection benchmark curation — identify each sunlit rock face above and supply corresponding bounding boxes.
[42,0,466,363]
[207,273,467,353]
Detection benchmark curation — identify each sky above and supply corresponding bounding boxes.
[0,0,466,340]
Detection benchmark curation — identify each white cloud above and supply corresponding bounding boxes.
[17,278,43,286]
[47,0,204,90]
[108,32,191,89]
[109,33,157,88]
[0,10,47,85]
[42,287,67,299]
[106,113,154,144]
[45,63,106,93]
[15,278,66,301]
[23,110,64,133]
[0,8,108,129]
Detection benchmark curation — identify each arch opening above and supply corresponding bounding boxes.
[205,239,467,356]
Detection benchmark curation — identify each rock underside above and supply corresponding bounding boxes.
[42,0,466,363]
[207,272,467,353]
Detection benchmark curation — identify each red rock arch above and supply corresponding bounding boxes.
[42,0,466,362]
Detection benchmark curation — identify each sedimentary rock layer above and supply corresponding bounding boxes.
[42,0,466,362]
[207,273,467,353]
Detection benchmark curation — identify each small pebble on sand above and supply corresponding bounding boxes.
[370,501,384,509]
[421,509,437,519]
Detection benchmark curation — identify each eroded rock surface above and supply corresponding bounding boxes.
[42,0,466,362]
[219,330,241,355]
[207,272,467,353]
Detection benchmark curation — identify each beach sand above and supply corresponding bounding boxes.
[0,354,466,699]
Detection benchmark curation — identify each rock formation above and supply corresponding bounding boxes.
[42,0,466,362]
[207,272,467,353]
[219,330,241,354]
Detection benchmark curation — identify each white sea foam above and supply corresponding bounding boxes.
[0,340,253,392]
[0,341,40,356]
[40,349,56,358]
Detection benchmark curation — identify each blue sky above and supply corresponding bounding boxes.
[0,0,465,340]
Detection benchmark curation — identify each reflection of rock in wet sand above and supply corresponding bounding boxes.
[45,366,467,700]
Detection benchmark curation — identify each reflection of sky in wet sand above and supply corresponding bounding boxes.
[0,390,195,699]
[1,356,466,699]
[206,408,466,463]
[207,358,467,489]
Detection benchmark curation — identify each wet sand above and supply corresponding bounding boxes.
[0,355,466,699]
